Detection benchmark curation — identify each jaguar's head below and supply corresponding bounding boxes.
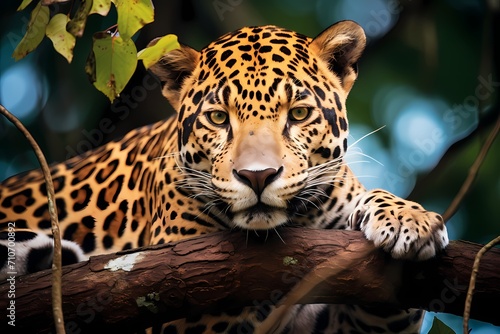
[150,21,366,230]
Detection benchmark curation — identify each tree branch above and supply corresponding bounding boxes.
[463,235,500,334]
[1,229,498,333]
[0,103,65,333]
[442,111,500,222]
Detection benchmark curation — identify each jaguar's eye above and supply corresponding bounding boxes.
[288,107,311,122]
[207,110,229,125]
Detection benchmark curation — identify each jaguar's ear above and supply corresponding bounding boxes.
[149,40,200,110]
[311,21,366,94]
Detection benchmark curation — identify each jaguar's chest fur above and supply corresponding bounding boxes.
[0,21,448,333]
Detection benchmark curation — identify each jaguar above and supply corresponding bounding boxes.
[0,21,448,333]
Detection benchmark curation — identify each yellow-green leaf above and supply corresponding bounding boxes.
[90,0,112,16]
[92,32,137,101]
[12,2,50,60]
[85,49,96,83]
[113,0,154,40]
[46,14,76,63]
[17,0,33,11]
[67,0,92,37]
[427,317,456,334]
[137,34,179,70]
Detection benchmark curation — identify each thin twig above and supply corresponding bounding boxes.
[463,235,500,334]
[442,112,500,222]
[0,104,65,334]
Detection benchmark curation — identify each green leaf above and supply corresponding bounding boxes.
[12,1,50,60]
[17,0,34,11]
[91,32,137,101]
[46,14,76,63]
[90,0,112,16]
[137,34,179,70]
[427,317,456,334]
[85,48,96,83]
[67,0,93,38]
[113,0,154,40]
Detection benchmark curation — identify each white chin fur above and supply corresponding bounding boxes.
[233,210,288,230]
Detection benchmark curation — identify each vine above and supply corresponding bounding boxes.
[0,104,64,333]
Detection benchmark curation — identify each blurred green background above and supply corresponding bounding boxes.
[0,0,498,332]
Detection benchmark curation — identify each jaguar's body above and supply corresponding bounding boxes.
[0,21,448,333]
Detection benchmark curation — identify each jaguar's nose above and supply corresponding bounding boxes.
[233,167,282,196]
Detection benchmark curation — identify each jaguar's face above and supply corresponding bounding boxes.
[151,21,366,229]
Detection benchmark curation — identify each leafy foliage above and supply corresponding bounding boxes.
[12,1,50,60]
[12,0,178,101]
[89,33,137,100]
[17,0,34,11]
[66,0,92,37]
[113,0,154,40]
[46,13,75,62]
[427,317,456,334]
[90,0,111,16]
[137,34,180,70]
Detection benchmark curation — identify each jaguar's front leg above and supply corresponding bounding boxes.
[348,189,449,260]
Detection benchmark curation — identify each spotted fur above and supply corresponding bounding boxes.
[0,21,448,333]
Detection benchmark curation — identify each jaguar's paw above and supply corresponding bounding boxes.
[348,190,449,260]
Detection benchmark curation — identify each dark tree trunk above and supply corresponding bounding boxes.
[1,229,498,333]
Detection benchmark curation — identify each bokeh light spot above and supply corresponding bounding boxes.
[393,99,450,172]
[316,0,398,41]
[0,62,45,123]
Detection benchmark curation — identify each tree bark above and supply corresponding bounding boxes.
[1,229,499,333]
